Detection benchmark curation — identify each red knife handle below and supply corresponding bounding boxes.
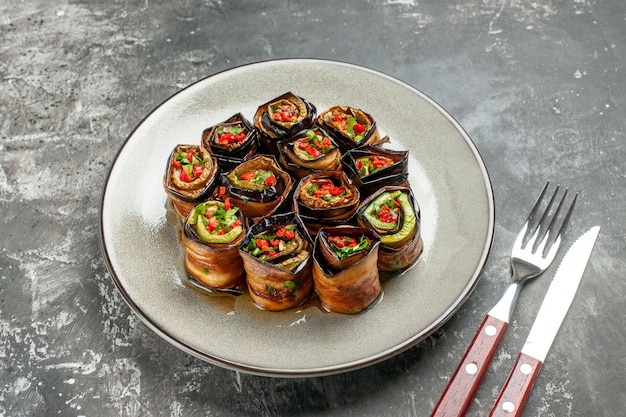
[489,352,543,417]
[431,314,508,417]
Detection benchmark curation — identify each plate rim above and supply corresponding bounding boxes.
[98,58,495,377]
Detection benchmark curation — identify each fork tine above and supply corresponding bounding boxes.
[522,181,551,245]
[537,187,577,258]
[542,192,577,262]
[522,181,578,256]
[532,186,565,252]
[530,185,560,248]
[552,192,577,244]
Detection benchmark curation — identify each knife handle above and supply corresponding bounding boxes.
[489,352,543,417]
[431,314,508,417]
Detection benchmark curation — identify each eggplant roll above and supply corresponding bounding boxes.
[312,226,381,314]
[356,186,423,271]
[182,200,246,293]
[223,155,294,220]
[341,144,409,198]
[201,113,259,171]
[254,92,317,155]
[164,144,219,219]
[293,171,360,235]
[239,213,313,311]
[317,105,381,151]
[277,127,342,179]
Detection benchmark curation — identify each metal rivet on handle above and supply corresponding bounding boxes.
[502,401,515,413]
[485,325,497,336]
[465,363,478,375]
[521,363,533,375]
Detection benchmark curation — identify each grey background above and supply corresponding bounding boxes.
[1,0,624,416]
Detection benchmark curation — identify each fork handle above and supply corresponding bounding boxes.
[431,314,508,417]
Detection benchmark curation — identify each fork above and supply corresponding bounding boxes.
[431,182,577,417]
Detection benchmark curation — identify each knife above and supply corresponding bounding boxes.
[489,226,600,417]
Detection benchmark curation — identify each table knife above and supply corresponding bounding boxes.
[490,226,600,417]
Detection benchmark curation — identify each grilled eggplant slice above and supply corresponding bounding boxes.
[277,127,342,179]
[223,155,294,221]
[313,226,381,314]
[239,213,313,311]
[342,144,409,197]
[201,113,259,171]
[293,170,360,235]
[356,186,422,271]
[164,144,219,219]
[317,105,381,151]
[182,200,246,294]
[254,92,316,155]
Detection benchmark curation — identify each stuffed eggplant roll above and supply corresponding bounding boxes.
[223,155,294,221]
[356,186,423,271]
[278,127,342,179]
[312,226,381,314]
[182,199,246,294]
[164,144,219,219]
[201,113,259,171]
[342,144,409,198]
[317,105,381,151]
[254,92,316,155]
[239,213,313,311]
[294,171,360,235]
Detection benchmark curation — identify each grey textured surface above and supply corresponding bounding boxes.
[1,1,625,416]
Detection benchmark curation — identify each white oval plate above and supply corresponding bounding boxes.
[99,59,494,377]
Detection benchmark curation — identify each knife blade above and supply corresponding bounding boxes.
[490,226,600,417]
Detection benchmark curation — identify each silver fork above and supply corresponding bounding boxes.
[431,182,577,417]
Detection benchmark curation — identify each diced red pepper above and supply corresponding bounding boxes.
[172,160,181,169]
[264,175,277,186]
[328,186,344,196]
[256,239,269,251]
[224,197,231,210]
[305,145,321,158]
[218,186,226,199]
[276,227,286,237]
[353,123,366,135]
[229,219,242,229]
[377,205,398,223]
[284,230,295,240]
[193,164,203,179]
[206,217,219,231]
[240,171,255,181]
[179,171,192,182]
[186,150,195,163]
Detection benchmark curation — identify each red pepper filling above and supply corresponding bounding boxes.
[355,155,394,176]
[306,179,346,201]
[332,113,368,142]
[244,225,298,260]
[172,148,206,183]
[237,169,277,188]
[377,198,401,224]
[295,130,335,160]
[271,103,300,123]
[328,235,358,248]
[217,124,247,145]
[327,234,370,259]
